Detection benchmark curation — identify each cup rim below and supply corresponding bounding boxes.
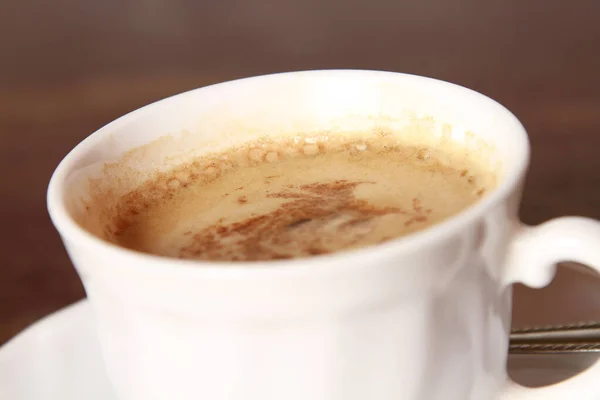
[47,69,530,278]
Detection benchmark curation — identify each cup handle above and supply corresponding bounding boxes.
[501,217,600,399]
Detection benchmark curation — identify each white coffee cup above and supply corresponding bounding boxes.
[47,70,600,400]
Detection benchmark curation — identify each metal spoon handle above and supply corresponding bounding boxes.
[510,321,600,343]
[509,321,600,353]
[509,341,600,354]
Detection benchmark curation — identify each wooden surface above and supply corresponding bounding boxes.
[1,0,600,345]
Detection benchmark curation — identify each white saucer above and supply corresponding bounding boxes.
[1,300,598,399]
[0,302,115,400]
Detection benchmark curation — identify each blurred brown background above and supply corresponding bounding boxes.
[1,0,600,345]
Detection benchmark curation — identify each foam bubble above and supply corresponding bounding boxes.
[303,144,320,156]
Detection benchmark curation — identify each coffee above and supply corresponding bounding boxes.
[108,132,494,261]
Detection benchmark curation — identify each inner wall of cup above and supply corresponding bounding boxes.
[62,71,527,241]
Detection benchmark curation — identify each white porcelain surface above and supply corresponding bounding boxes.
[0,302,114,400]
[46,70,600,400]
[1,301,598,400]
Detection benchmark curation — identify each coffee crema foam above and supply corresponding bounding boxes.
[104,132,495,262]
